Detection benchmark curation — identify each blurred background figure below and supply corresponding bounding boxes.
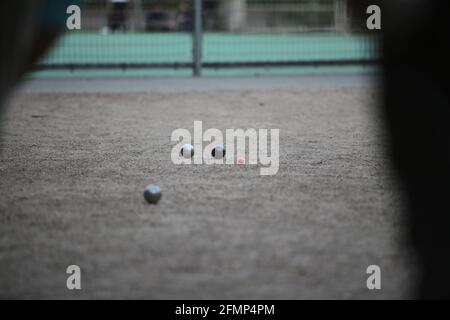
[219,0,247,32]
[175,1,193,32]
[145,4,170,32]
[108,0,129,32]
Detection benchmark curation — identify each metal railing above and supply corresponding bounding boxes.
[36,0,380,76]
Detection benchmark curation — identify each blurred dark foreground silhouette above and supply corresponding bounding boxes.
[352,0,450,298]
[380,1,450,298]
[351,0,450,299]
[0,0,71,112]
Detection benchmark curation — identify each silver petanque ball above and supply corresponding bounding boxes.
[180,144,194,158]
[212,145,226,159]
[143,184,162,204]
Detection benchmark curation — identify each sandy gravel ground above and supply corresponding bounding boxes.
[0,85,415,299]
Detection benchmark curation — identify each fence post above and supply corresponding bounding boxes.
[193,0,203,77]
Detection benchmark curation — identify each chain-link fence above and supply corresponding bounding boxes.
[38,0,380,76]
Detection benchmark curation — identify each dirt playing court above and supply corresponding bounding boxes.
[0,76,415,299]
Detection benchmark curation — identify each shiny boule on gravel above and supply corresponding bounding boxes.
[212,145,226,159]
[180,144,194,158]
[143,184,162,204]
